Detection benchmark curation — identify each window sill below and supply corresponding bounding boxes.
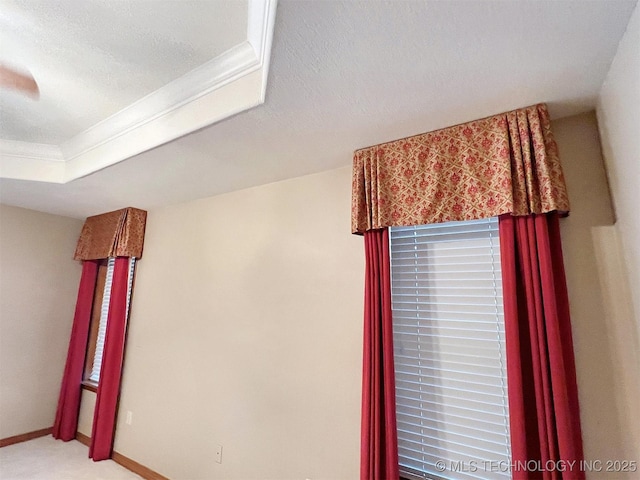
[81,380,98,393]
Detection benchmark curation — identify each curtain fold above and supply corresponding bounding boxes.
[53,260,99,441]
[353,104,582,478]
[351,103,569,234]
[89,257,131,461]
[74,208,147,261]
[499,212,584,480]
[361,229,399,480]
[54,207,145,460]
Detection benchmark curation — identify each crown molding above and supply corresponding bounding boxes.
[0,140,65,182]
[0,140,63,162]
[60,40,260,164]
[248,0,278,100]
[0,0,277,184]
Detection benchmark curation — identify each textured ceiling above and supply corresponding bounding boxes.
[0,0,247,143]
[0,0,637,218]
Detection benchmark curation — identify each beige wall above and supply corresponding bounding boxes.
[593,5,640,469]
[114,167,364,479]
[597,3,639,344]
[0,204,82,439]
[554,113,640,477]
[98,113,635,479]
[77,389,96,438]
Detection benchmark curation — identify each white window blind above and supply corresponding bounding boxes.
[390,217,511,480]
[89,257,136,383]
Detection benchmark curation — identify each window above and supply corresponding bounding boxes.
[84,257,136,385]
[390,217,511,480]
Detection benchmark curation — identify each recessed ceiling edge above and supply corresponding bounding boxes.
[0,0,278,184]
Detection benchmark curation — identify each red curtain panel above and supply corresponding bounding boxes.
[361,229,400,480]
[499,212,585,480]
[53,260,99,441]
[89,257,130,461]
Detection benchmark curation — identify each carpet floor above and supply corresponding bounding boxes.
[0,435,142,479]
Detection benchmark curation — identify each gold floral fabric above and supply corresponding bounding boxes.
[74,207,147,260]
[351,103,569,234]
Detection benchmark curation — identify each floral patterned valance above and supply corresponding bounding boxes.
[351,103,569,234]
[74,207,147,260]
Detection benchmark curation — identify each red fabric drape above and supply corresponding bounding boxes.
[361,229,399,480]
[89,257,130,461]
[499,212,584,480]
[53,261,99,441]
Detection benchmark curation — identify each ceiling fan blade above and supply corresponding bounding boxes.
[0,65,39,98]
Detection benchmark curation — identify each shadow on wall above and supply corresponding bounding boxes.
[554,111,640,472]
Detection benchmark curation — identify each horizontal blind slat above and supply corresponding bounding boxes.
[89,257,136,383]
[89,257,116,382]
[390,218,511,480]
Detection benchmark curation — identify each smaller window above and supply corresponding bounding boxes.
[85,257,136,384]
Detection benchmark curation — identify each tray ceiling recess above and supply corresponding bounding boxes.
[0,0,277,184]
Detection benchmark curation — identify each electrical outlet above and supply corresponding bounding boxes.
[215,444,223,464]
[125,410,133,425]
